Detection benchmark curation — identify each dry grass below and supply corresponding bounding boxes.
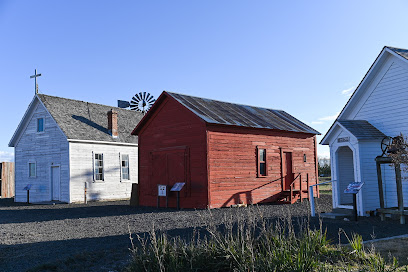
[368,237,408,266]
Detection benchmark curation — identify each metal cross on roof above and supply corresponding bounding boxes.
[30,69,42,94]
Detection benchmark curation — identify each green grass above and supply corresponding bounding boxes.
[126,207,406,272]
[319,177,332,195]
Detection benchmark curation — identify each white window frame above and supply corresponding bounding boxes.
[28,161,36,178]
[120,153,130,181]
[37,117,45,133]
[94,153,104,181]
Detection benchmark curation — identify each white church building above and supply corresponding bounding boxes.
[9,94,143,203]
[321,46,408,215]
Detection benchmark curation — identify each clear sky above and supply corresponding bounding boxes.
[1,0,408,161]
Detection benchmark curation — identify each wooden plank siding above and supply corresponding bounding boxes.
[0,162,15,198]
[207,125,317,208]
[14,102,70,203]
[69,142,137,203]
[137,98,209,209]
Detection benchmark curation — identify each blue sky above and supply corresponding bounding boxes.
[1,0,408,161]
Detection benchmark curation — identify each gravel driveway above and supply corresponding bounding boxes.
[1,195,408,271]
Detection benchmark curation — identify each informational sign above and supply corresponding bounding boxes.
[158,185,167,197]
[344,182,364,194]
[170,182,185,192]
[338,137,350,143]
[23,184,32,190]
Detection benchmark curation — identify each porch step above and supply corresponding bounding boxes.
[320,208,353,219]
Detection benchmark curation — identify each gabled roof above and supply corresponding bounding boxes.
[321,46,408,145]
[387,46,408,60]
[9,94,143,146]
[337,120,385,140]
[133,91,320,135]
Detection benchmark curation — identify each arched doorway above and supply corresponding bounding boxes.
[336,146,355,206]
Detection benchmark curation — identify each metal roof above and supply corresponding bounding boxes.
[338,120,385,140]
[166,92,320,135]
[37,94,143,143]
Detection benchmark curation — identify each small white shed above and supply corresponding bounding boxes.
[9,94,143,203]
[321,46,408,215]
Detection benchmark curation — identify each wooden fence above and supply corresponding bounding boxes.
[0,162,15,198]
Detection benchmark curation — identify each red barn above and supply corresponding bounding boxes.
[132,92,320,209]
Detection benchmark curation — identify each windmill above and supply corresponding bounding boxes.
[118,92,156,114]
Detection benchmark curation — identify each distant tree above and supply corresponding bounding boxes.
[318,156,331,177]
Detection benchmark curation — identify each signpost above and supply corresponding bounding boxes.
[344,182,364,221]
[171,182,185,210]
[24,184,32,204]
[157,185,167,208]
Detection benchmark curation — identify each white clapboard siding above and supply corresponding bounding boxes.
[14,102,69,203]
[358,141,382,212]
[353,59,408,210]
[69,142,137,203]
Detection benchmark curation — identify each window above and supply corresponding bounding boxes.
[94,153,104,181]
[257,148,267,177]
[121,154,130,180]
[303,154,307,162]
[29,162,36,177]
[37,118,44,132]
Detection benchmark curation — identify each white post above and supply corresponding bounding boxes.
[310,185,315,217]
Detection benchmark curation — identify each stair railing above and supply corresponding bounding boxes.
[309,180,334,216]
[289,173,301,202]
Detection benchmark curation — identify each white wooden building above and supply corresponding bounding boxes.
[9,94,143,203]
[321,46,408,215]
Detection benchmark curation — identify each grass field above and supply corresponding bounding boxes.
[318,177,332,195]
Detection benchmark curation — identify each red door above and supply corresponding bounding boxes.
[150,148,187,207]
[283,152,294,190]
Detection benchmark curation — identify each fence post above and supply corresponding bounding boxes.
[310,185,315,217]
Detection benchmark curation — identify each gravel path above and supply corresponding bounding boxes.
[1,195,408,271]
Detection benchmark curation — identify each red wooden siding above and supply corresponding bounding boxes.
[207,125,318,208]
[137,98,209,209]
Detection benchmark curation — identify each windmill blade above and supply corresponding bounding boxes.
[146,93,151,101]
[130,97,138,104]
[143,92,146,100]
[135,93,141,101]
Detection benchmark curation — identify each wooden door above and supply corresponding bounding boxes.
[283,152,294,190]
[167,151,185,194]
[151,149,187,199]
[51,166,60,201]
[151,153,167,195]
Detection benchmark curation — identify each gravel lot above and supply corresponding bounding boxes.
[1,195,408,271]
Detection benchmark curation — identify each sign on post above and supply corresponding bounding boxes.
[171,182,185,210]
[158,185,167,197]
[344,182,364,221]
[170,182,185,192]
[344,182,364,194]
[157,184,168,208]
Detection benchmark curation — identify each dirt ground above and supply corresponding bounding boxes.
[1,195,408,271]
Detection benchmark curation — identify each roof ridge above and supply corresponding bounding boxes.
[37,93,136,113]
[385,46,408,51]
[165,91,285,112]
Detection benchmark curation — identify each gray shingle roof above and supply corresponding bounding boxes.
[37,94,143,143]
[387,46,408,60]
[166,92,320,135]
[338,120,385,140]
